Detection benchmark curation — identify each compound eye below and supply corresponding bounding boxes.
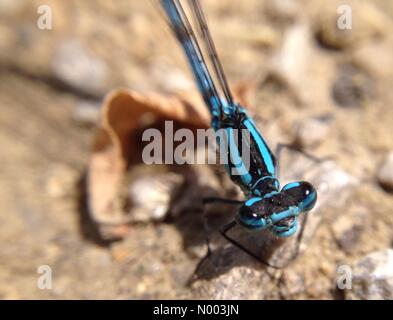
[282,181,317,212]
[235,198,267,231]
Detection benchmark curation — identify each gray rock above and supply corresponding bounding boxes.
[72,100,101,126]
[332,64,373,108]
[150,63,193,92]
[268,23,333,107]
[331,206,367,253]
[378,152,393,191]
[286,159,358,250]
[128,172,184,223]
[266,0,300,21]
[295,117,331,149]
[52,40,109,96]
[170,164,225,219]
[346,249,393,300]
[269,24,313,104]
[279,269,306,298]
[192,261,279,299]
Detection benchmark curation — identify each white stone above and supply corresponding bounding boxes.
[347,249,393,300]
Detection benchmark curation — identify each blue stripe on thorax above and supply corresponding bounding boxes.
[243,119,275,176]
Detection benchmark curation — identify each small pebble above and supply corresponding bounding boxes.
[128,172,184,222]
[270,24,312,95]
[295,117,330,148]
[346,249,393,300]
[318,261,332,277]
[136,282,147,295]
[291,161,358,247]
[150,63,193,92]
[280,270,305,297]
[52,40,109,96]
[332,64,373,108]
[72,100,101,126]
[265,0,299,21]
[268,23,330,106]
[45,164,79,198]
[111,246,131,263]
[331,206,367,253]
[378,152,393,191]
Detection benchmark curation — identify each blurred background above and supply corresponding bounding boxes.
[1,0,393,299]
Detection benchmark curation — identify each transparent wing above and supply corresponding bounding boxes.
[188,0,234,105]
[159,0,225,120]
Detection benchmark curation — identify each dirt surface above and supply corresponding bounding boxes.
[1,0,393,299]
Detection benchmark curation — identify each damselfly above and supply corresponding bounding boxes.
[159,0,317,268]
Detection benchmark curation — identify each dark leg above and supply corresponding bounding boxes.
[220,214,310,269]
[201,198,243,254]
[276,142,323,163]
[273,143,327,266]
[203,197,243,206]
[276,212,309,268]
[220,221,281,269]
[188,197,243,284]
[275,143,332,179]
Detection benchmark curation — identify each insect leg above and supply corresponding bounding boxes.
[202,197,243,206]
[275,143,332,179]
[278,211,309,268]
[220,221,281,269]
[201,197,242,254]
[188,197,243,284]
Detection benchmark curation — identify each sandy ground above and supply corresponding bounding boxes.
[0,0,393,299]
